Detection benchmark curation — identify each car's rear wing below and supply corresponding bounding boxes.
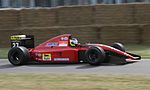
[10,35,34,48]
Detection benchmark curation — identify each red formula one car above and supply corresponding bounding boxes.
[8,34,141,66]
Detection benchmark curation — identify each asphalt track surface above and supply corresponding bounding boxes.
[0,59,150,74]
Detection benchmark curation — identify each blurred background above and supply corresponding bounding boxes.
[0,0,149,8]
[0,0,150,58]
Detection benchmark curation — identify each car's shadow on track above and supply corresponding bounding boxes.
[26,63,100,69]
[0,64,15,69]
[27,62,136,69]
[76,62,136,69]
[76,63,118,69]
[0,62,136,69]
[0,63,75,69]
[26,62,81,67]
[26,62,116,67]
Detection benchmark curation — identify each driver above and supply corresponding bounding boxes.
[70,38,78,47]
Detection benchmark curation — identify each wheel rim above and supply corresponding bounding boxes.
[88,50,99,62]
[10,51,22,64]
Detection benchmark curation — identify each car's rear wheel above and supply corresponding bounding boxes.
[111,42,125,52]
[8,46,30,66]
[85,46,105,66]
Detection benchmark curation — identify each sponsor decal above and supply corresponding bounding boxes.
[11,35,26,41]
[54,58,69,61]
[42,54,51,60]
[35,53,42,57]
[59,41,68,46]
[46,42,58,46]
[59,44,68,46]
[61,37,68,41]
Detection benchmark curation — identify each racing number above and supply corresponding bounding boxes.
[12,42,19,47]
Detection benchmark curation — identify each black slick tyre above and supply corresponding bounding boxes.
[85,46,105,66]
[8,46,30,66]
[111,42,125,52]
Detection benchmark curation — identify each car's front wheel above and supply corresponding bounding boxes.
[85,46,105,66]
[8,46,30,66]
[111,42,125,52]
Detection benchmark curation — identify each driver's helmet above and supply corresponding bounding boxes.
[70,38,78,47]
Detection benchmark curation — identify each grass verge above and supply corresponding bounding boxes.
[126,44,150,58]
[0,44,150,59]
[0,73,150,90]
[0,48,9,59]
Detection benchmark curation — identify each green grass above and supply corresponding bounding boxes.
[0,48,9,59]
[0,45,150,90]
[126,44,150,58]
[0,44,150,59]
[0,73,150,90]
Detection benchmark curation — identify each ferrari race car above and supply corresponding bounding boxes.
[8,34,141,66]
